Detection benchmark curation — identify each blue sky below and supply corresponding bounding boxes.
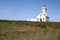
[0,0,60,22]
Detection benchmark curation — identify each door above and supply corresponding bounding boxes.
[40,18,42,22]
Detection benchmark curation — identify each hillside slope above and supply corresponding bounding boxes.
[0,20,60,40]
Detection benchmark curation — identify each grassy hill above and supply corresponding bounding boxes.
[0,20,60,40]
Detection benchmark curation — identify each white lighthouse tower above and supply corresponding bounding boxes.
[42,5,47,16]
[36,4,49,22]
[27,4,49,22]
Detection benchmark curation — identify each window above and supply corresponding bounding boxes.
[37,18,39,20]
[43,18,45,20]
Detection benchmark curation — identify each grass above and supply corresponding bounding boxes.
[0,20,60,40]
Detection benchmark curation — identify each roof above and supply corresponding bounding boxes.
[46,16,49,18]
[43,4,46,7]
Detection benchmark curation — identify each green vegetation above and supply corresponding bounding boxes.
[0,20,60,40]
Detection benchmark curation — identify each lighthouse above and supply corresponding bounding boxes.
[42,5,47,16]
[27,4,49,22]
[36,4,49,22]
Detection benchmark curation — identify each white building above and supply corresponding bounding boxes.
[27,5,49,22]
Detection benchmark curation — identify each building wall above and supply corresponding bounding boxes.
[36,13,47,22]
